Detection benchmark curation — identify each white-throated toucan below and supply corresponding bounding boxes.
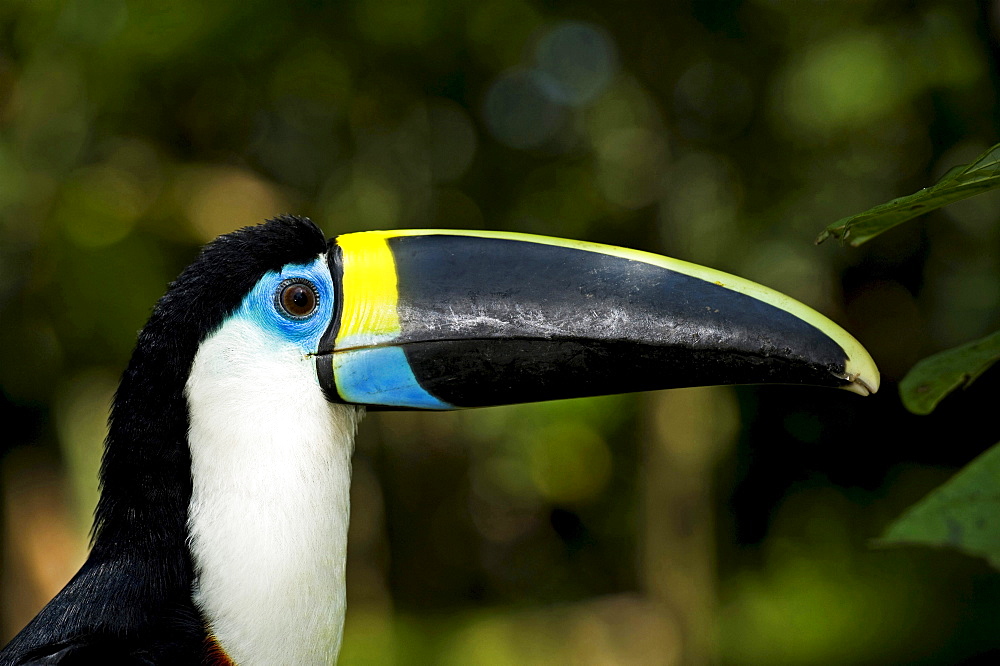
[0,216,878,665]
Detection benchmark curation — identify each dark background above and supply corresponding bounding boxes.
[1,1,999,663]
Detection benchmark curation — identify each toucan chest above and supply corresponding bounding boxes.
[184,316,360,665]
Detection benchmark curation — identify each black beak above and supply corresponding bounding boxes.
[315,230,878,409]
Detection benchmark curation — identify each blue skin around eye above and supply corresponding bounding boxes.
[234,256,453,409]
[234,257,335,353]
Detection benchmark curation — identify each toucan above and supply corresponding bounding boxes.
[0,216,878,665]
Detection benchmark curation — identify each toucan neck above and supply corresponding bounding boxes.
[81,323,203,641]
[184,315,360,665]
[92,329,199,584]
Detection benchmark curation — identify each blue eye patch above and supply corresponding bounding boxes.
[234,256,335,351]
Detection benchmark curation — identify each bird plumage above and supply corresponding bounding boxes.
[1,216,330,665]
[186,311,359,663]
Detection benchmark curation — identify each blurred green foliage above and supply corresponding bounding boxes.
[1,0,1000,664]
[900,328,1000,415]
[882,444,1000,570]
[817,134,1000,571]
[818,144,1000,246]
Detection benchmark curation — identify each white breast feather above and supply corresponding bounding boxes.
[185,316,361,665]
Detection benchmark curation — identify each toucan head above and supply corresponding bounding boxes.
[209,215,877,411]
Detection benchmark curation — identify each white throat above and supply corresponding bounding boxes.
[185,316,361,665]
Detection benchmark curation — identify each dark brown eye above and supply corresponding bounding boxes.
[276,279,319,319]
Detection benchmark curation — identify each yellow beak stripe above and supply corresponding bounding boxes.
[335,231,402,349]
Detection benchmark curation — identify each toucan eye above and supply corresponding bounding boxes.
[276,279,319,319]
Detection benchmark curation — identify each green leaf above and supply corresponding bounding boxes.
[879,443,1000,570]
[899,330,1000,415]
[817,143,1000,246]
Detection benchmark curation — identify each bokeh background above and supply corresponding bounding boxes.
[2,1,1000,663]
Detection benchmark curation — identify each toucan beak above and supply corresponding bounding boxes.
[314,230,879,409]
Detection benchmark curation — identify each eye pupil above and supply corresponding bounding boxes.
[291,288,309,307]
[277,280,318,318]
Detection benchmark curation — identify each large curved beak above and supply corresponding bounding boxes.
[314,230,879,409]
